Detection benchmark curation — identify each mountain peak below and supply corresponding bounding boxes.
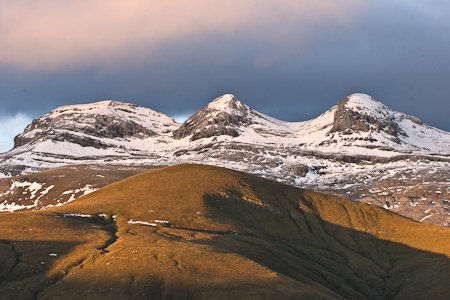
[12,99,177,149]
[206,94,243,112]
[172,94,254,141]
[329,94,404,138]
[338,93,390,117]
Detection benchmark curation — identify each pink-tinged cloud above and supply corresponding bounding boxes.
[0,0,371,71]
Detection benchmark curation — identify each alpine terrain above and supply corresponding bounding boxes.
[1,93,450,225]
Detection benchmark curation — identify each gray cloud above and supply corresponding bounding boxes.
[0,0,449,140]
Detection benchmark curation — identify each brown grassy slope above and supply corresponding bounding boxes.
[1,163,450,299]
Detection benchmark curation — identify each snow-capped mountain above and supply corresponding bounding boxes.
[317,93,450,154]
[1,93,450,198]
[0,100,180,175]
[172,94,292,141]
[175,93,450,157]
[2,93,450,226]
[14,100,178,149]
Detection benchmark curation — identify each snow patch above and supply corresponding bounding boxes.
[419,214,433,222]
[10,181,43,199]
[127,219,157,226]
[0,202,36,212]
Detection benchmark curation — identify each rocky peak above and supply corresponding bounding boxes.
[328,93,406,139]
[12,100,176,149]
[205,94,249,116]
[173,94,255,141]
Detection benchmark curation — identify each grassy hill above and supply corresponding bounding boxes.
[1,164,450,299]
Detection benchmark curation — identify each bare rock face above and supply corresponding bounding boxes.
[13,101,161,149]
[14,116,156,148]
[173,94,258,141]
[284,164,310,177]
[329,94,407,140]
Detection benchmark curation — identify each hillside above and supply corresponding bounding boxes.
[1,164,450,299]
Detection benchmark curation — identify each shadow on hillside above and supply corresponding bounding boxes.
[7,216,448,300]
[2,179,450,300]
[198,187,450,300]
[0,239,83,300]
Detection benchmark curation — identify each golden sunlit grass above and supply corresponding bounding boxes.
[1,164,450,299]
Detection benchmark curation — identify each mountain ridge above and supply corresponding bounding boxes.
[2,93,450,220]
[7,92,450,157]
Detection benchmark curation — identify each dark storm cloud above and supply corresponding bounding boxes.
[1,0,450,153]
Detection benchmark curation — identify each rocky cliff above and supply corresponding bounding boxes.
[173,94,264,141]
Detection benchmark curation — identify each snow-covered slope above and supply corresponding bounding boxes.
[1,93,450,196]
[1,100,180,174]
[283,93,450,156]
[14,100,178,147]
[170,93,450,157]
[8,93,450,160]
[172,94,293,141]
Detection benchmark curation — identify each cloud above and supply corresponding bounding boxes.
[0,0,371,71]
[0,113,32,153]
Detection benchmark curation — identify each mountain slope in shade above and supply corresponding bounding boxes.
[2,164,450,299]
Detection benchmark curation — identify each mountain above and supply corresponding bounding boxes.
[172,94,289,141]
[322,93,450,153]
[1,100,179,175]
[173,94,253,140]
[1,164,450,299]
[1,93,450,225]
[4,93,450,166]
[14,100,178,148]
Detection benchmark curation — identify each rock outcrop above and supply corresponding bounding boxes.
[329,94,407,140]
[173,94,262,141]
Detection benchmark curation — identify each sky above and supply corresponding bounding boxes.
[1,0,449,152]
